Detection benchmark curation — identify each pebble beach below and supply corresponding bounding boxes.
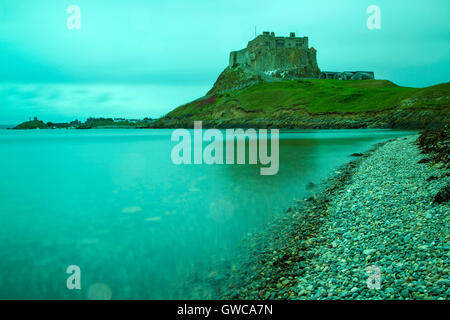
[223,135,449,300]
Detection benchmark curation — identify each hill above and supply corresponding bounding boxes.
[14,119,50,129]
[152,79,450,129]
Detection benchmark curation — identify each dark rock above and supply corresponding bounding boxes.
[418,158,431,164]
[306,182,316,190]
[350,153,364,157]
[434,184,450,204]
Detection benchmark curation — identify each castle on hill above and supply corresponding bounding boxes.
[208,31,375,94]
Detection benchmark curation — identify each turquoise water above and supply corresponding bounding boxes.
[0,129,415,299]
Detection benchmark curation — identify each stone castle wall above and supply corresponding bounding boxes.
[228,32,320,78]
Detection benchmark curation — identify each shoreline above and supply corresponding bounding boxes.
[221,135,449,300]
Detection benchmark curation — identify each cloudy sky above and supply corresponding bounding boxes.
[0,0,449,124]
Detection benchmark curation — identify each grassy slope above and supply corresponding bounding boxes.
[166,80,450,120]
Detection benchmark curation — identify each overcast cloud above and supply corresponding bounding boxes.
[0,0,449,124]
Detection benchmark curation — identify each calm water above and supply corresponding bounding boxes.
[0,129,415,299]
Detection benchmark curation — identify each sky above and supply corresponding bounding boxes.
[0,0,449,124]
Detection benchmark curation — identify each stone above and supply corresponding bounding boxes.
[363,249,376,255]
[401,289,410,298]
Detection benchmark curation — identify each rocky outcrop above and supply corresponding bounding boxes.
[207,67,264,95]
[416,126,449,167]
[415,127,450,203]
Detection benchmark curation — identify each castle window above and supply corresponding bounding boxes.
[276,40,285,47]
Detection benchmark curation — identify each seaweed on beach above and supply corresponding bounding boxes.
[416,125,449,168]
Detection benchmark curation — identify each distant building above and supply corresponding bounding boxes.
[320,71,375,80]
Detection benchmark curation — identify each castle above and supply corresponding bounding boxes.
[208,32,375,94]
[229,31,320,79]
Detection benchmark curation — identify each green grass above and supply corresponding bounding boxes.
[166,79,450,120]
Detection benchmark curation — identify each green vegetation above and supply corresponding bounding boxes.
[14,118,50,129]
[167,80,450,120]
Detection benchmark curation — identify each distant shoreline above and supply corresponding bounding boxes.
[10,117,155,130]
[10,115,449,131]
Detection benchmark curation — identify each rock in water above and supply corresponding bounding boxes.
[306,182,316,190]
